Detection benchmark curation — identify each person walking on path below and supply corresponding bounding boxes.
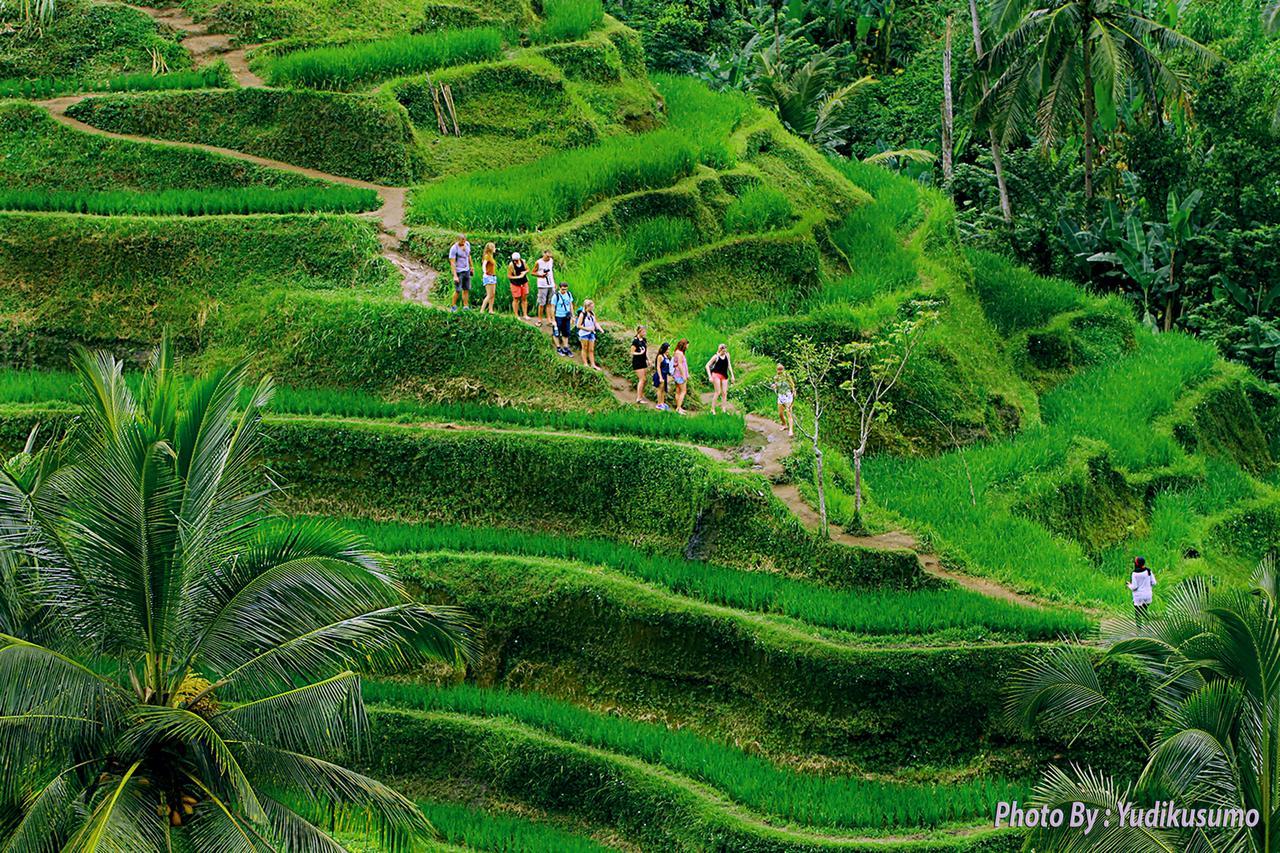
[448,234,473,312]
[577,299,602,369]
[479,242,498,314]
[552,281,576,356]
[672,339,690,414]
[508,252,530,321]
[1128,556,1157,625]
[653,342,672,410]
[631,326,649,404]
[773,362,796,435]
[533,250,555,327]
[705,343,734,414]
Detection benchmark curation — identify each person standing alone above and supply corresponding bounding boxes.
[449,234,472,313]
[1128,556,1157,625]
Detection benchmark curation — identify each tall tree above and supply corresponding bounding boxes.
[968,0,1013,222]
[976,0,1215,199]
[0,344,473,851]
[942,15,955,181]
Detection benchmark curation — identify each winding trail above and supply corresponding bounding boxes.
[27,6,1037,609]
[39,5,440,303]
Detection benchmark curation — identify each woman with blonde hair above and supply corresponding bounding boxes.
[705,343,734,414]
[479,242,498,314]
[577,299,602,370]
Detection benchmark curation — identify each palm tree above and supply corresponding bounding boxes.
[976,0,1215,199]
[750,40,877,154]
[1007,554,1280,852]
[0,343,473,851]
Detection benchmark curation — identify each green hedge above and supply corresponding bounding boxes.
[0,102,328,193]
[65,89,422,184]
[535,35,624,82]
[261,417,920,585]
[635,224,822,314]
[1164,364,1278,474]
[365,709,1024,853]
[1010,438,1146,556]
[1009,305,1136,391]
[218,291,615,406]
[0,213,390,364]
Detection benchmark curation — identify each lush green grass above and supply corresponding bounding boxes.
[724,185,793,234]
[0,66,229,99]
[417,800,612,852]
[341,518,1092,639]
[408,129,698,231]
[408,75,751,232]
[536,0,603,41]
[866,332,1227,607]
[367,681,1030,831]
[0,186,378,215]
[265,28,504,89]
[0,368,742,445]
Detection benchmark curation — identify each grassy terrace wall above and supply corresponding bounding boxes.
[0,103,325,192]
[263,416,921,586]
[65,88,422,183]
[365,709,1024,853]
[222,293,615,405]
[0,212,390,364]
[396,551,1043,768]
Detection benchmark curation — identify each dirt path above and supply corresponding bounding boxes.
[709,403,1042,608]
[128,3,264,87]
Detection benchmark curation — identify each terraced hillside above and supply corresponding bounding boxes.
[2,0,1278,849]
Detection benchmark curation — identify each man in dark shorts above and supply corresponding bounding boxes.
[551,282,576,356]
[449,234,472,312]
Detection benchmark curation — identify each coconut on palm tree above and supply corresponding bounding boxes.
[0,344,473,851]
[975,0,1216,199]
[1007,555,1280,852]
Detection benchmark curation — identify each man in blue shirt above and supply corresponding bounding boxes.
[551,281,575,356]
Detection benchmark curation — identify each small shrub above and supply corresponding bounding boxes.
[266,28,504,89]
[536,0,604,42]
[723,185,793,234]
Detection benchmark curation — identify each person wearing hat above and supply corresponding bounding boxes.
[507,252,530,321]
[551,280,576,356]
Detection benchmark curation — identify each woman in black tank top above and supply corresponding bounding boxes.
[704,343,735,414]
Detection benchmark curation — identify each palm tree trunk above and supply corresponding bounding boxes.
[968,0,1013,222]
[1081,9,1095,200]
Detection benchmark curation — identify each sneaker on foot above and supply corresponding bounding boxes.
[448,306,458,313]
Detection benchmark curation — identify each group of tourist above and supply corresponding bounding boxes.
[445,234,797,428]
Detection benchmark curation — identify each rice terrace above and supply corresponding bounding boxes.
[2,0,1280,848]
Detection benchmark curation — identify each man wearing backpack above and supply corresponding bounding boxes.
[551,281,576,356]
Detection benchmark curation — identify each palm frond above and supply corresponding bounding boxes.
[213,671,365,756]
[1004,644,1109,733]
[239,745,430,853]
